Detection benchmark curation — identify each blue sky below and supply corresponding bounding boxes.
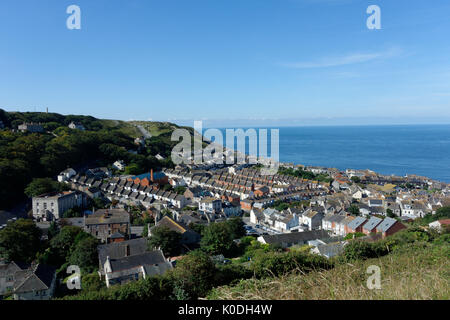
[1,0,450,126]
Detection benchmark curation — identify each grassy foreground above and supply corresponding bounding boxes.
[208,244,450,300]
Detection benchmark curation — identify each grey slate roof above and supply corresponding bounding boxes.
[259,230,331,245]
[347,216,367,230]
[363,216,383,231]
[85,209,130,225]
[315,242,346,258]
[13,264,56,294]
[376,217,398,232]
[98,238,149,270]
[109,250,167,272]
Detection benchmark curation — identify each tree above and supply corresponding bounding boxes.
[63,207,83,218]
[188,223,206,235]
[351,176,361,184]
[200,222,234,255]
[48,226,83,264]
[250,250,332,278]
[124,163,141,175]
[148,226,182,256]
[92,197,107,209]
[69,237,99,273]
[225,217,246,240]
[0,219,42,263]
[81,272,105,292]
[344,232,365,240]
[340,240,387,262]
[348,204,360,216]
[386,208,396,218]
[24,178,67,198]
[41,227,95,269]
[173,186,187,195]
[48,221,59,240]
[171,250,216,299]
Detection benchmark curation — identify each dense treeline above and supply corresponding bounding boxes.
[0,109,104,131]
[0,109,177,209]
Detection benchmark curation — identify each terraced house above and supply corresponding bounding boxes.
[84,209,130,243]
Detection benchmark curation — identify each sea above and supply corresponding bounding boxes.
[206,125,450,183]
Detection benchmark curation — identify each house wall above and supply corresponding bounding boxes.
[13,274,56,301]
[86,223,130,242]
[32,192,85,221]
[383,222,407,238]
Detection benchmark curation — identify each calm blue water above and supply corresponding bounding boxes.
[209,125,450,183]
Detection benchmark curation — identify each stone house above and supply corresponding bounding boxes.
[84,209,130,243]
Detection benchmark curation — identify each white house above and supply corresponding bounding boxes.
[199,197,222,214]
[429,219,450,232]
[68,122,85,130]
[400,201,427,219]
[112,160,126,171]
[273,213,299,233]
[57,168,76,182]
[301,209,323,231]
[250,208,265,224]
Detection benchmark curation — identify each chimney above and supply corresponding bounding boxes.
[150,169,154,182]
[125,244,130,257]
[104,210,109,218]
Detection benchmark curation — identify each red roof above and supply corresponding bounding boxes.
[438,219,450,225]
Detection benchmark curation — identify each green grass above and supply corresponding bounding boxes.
[208,243,450,300]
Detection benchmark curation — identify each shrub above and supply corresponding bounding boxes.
[340,240,384,262]
[171,250,216,299]
[250,251,333,278]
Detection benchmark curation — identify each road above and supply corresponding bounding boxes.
[242,217,280,236]
[136,125,152,139]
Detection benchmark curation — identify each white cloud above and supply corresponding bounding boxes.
[280,47,402,69]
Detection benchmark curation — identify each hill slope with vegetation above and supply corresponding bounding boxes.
[208,228,449,300]
[53,223,449,300]
[0,109,196,209]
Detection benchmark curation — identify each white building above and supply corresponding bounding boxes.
[68,122,85,130]
[57,168,76,182]
[199,197,222,214]
[32,191,86,221]
[112,160,126,171]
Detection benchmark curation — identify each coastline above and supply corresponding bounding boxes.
[200,124,450,183]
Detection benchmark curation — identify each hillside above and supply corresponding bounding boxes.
[0,109,197,209]
[208,243,450,300]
